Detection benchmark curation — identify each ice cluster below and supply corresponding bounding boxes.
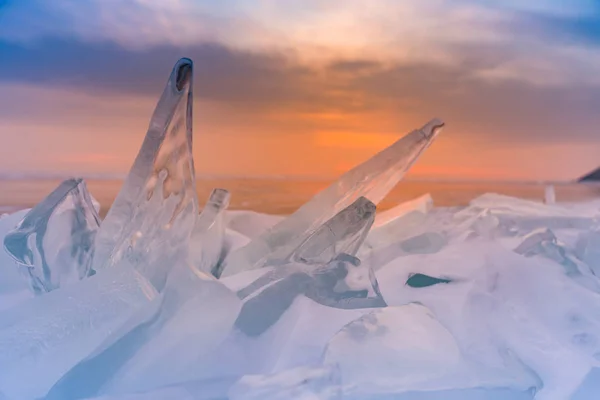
[1,58,600,400]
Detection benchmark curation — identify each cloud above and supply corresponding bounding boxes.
[2,0,600,87]
[1,35,599,147]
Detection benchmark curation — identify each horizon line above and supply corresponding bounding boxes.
[0,172,590,185]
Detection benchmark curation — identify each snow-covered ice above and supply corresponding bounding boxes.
[1,58,600,399]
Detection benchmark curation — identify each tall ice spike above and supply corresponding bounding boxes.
[219,118,444,277]
[91,58,198,291]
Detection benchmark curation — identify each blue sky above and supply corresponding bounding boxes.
[0,0,600,180]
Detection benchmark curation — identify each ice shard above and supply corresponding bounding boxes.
[91,58,198,291]
[0,209,32,300]
[373,193,433,229]
[0,266,158,400]
[3,178,100,294]
[220,119,444,277]
[234,197,377,302]
[189,188,230,277]
[235,254,386,338]
[286,196,375,266]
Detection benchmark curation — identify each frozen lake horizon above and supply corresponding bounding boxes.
[1,178,599,218]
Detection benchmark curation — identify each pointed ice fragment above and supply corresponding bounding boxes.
[189,188,230,277]
[3,178,100,294]
[221,119,443,277]
[286,196,375,266]
[234,197,376,301]
[91,58,198,290]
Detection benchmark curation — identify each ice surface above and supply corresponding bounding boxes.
[189,188,230,276]
[3,178,100,294]
[0,266,157,400]
[220,119,444,277]
[98,264,241,395]
[228,366,342,400]
[91,58,198,291]
[323,303,536,397]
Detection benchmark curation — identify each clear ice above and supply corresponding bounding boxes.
[234,197,379,306]
[91,58,198,291]
[189,188,230,277]
[283,196,375,266]
[3,178,100,294]
[219,119,444,277]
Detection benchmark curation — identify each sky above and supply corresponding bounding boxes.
[0,1,600,182]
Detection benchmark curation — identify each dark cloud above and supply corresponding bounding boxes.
[1,36,600,144]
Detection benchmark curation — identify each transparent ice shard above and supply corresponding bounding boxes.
[287,196,375,265]
[3,178,100,294]
[373,193,433,229]
[235,197,377,303]
[189,188,230,277]
[514,228,600,292]
[0,209,31,298]
[0,266,158,400]
[228,366,342,400]
[235,254,386,338]
[91,58,198,291]
[575,230,600,277]
[220,119,444,277]
[545,185,556,205]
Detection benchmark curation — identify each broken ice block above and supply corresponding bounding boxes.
[92,58,198,290]
[220,119,444,277]
[189,189,230,277]
[234,198,378,303]
[514,228,600,292]
[3,178,100,294]
[228,366,342,400]
[545,185,556,205]
[323,304,539,397]
[235,254,386,337]
[287,196,375,265]
[466,193,595,232]
[576,230,600,277]
[373,193,433,228]
[0,209,31,298]
[0,266,158,400]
